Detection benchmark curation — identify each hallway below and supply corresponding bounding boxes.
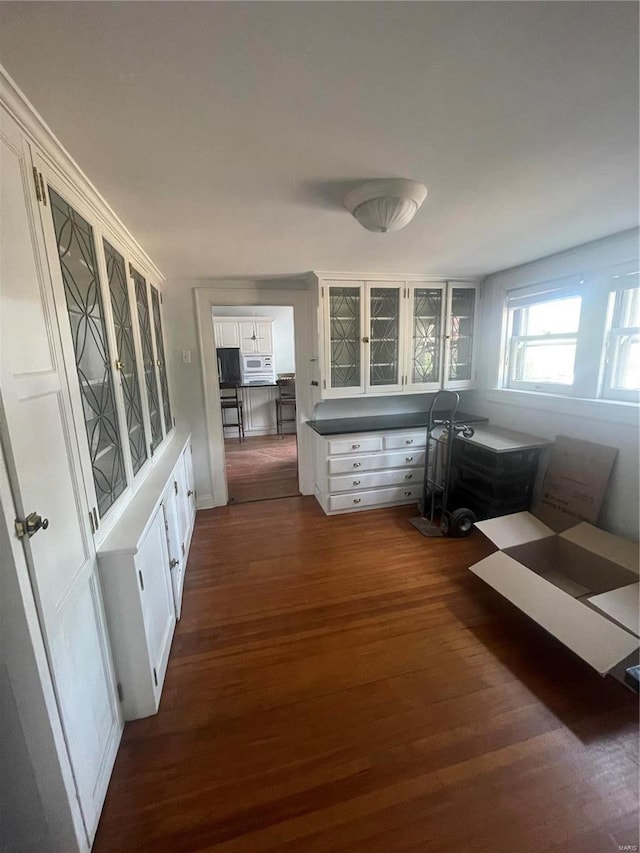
[225,434,299,504]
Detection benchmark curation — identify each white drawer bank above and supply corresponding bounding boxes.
[311,427,427,515]
[98,432,197,720]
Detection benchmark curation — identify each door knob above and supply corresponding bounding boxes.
[15,512,49,540]
[187,489,193,497]
[169,558,179,569]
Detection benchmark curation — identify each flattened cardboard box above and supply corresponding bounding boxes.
[469,436,639,682]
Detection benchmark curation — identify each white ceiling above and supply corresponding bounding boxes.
[1,2,638,284]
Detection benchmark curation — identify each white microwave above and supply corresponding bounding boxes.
[241,353,275,382]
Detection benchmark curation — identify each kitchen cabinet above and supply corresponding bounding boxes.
[2,80,181,844]
[240,320,273,354]
[213,317,274,353]
[311,274,479,399]
[214,320,240,348]
[311,427,426,514]
[98,432,196,719]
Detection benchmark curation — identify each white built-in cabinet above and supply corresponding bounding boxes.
[310,274,479,399]
[312,428,427,514]
[214,316,274,354]
[98,434,196,719]
[0,73,186,848]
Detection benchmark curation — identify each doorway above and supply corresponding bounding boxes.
[212,304,300,504]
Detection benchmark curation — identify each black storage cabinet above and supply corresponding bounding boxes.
[449,436,545,519]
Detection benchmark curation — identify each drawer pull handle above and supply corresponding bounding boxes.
[405,474,413,480]
[404,491,412,497]
[353,498,361,504]
[406,439,413,444]
[353,480,361,486]
[406,456,414,462]
[352,443,360,449]
[353,462,361,468]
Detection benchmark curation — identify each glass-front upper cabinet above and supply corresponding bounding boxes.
[367,283,403,393]
[150,283,173,436]
[322,281,406,396]
[132,266,163,452]
[47,187,127,518]
[405,283,446,393]
[318,276,478,398]
[323,282,364,396]
[445,283,477,389]
[103,239,148,476]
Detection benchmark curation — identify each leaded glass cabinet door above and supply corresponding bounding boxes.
[444,283,478,389]
[323,282,365,396]
[47,188,127,518]
[103,239,148,475]
[132,266,163,451]
[406,283,446,392]
[150,284,173,436]
[366,282,403,392]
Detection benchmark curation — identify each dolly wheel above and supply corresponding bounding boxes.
[446,507,477,538]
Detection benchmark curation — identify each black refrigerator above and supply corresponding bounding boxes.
[216,347,242,386]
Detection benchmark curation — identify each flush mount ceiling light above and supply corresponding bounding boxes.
[344,179,428,233]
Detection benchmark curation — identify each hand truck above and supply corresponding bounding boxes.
[409,390,477,538]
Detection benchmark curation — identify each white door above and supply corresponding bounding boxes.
[137,506,176,683]
[404,282,446,393]
[162,490,185,619]
[182,444,197,531]
[0,110,122,842]
[175,453,191,547]
[255,320,273,353]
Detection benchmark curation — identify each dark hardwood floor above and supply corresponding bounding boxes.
[225,435,299,504]
[93,498,639,853]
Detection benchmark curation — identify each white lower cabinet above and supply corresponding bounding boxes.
[98,433,196,720]
[312,427,426,515]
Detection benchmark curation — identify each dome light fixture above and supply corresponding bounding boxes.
[344,179,428,233]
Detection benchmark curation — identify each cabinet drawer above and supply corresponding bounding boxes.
[328,449,425,475]
[329,484,421,512]
[328,435,382,455]
[383,431,427,450]
[329,467,423,493]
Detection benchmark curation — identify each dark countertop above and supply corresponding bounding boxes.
[221,383,277,389]
[306,410,488,436]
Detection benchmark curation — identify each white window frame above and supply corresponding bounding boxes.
[601,279,640,403]
[501,262,640,405]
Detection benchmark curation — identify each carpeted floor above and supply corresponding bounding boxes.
[224,434,299,503]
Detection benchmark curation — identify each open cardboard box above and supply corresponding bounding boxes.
[469,437,639,685]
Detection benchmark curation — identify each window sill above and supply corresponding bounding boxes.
[483,388,640,426]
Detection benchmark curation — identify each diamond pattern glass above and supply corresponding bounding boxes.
[48,189,126,516]
[103,239,148,475]
[329,287,361,388]
[369,288,400,386]
[412,288,443,384]
[150,284,173,435]
[132,267,163,450]
[448,288,475,382]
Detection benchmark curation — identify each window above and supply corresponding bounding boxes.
[602,281,640,402]
[503,265,639,404]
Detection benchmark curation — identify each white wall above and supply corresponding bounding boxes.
[469,228,640,540]
[164,279,310,507]
[212,304,295,374]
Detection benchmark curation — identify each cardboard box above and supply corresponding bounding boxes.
[469,437,639,683]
